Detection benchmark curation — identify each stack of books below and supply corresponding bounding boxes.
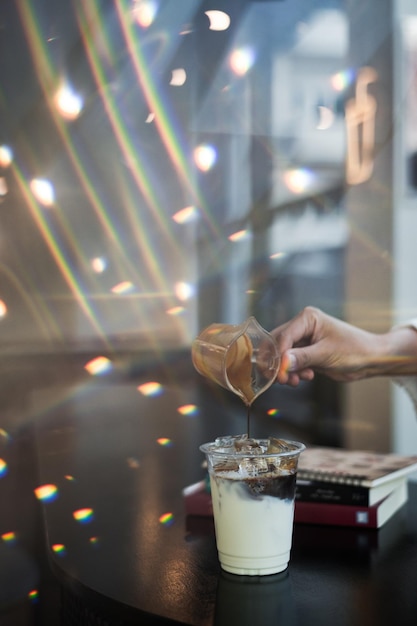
[183,447,417,529]
[294,447,417,528]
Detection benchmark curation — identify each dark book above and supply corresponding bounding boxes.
[295,475,406,506]
[297,447,417,487]
[294,481,408,529]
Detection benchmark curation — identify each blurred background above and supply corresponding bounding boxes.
[1,0,417,454]
[2,1,417,623]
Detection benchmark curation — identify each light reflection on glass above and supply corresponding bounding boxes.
[137,381,163,396]
[84,356,113,375]
[205,10,230,32]
[193,144,217,171]
[30,178,55,206]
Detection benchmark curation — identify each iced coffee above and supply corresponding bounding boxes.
[200,435,305,576]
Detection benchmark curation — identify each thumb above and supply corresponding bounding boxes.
[286,346,315,372]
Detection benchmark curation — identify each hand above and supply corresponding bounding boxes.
[270,306,389,386]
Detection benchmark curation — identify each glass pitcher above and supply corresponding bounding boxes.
[191,317,280,405]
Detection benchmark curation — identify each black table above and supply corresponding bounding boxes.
[32,377,417,626]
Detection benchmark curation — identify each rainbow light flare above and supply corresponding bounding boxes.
[34,484,58,502]
[2,531,16,543]
[159,512,174,526]
[51,543,66,554]
[0,459,7,477]
[177,404,198,416]
[73,508,94,523]
[137,381,163,396]
[157,437,172,447]
[28,589,39,602]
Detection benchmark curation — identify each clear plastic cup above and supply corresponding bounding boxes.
[191,317,280,405]
[200,437,305,576]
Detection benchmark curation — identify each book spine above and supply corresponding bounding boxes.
[294,500,378,528]
[295,481,370,506]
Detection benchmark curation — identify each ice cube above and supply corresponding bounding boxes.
[266,437,295,453]
[234,438,264,454]
[239,457,269,476]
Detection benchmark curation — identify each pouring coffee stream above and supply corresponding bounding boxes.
[191,317,281,437]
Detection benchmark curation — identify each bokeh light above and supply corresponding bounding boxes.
[267,408,281,417]
[34,484,58,501]
[331,68,355,91]
[91,257,107,273]
[0,145,13,167]
[89,536,99,545]
[205,10,230,31]
[54,83,83,120]
[137,381,163,396]
[229,47,255,76]
[172,206,198,224]
[84,356,113,375]
[73,508,94,523]
[0,300,7,318]
[132,0,158,28]
[283,168,316,194]
[170,68,187,86]
[30,178,55,206]
[174,281,194,301]
[193,144,217,171]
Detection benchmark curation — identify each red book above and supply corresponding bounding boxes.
[294,481,408,529]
